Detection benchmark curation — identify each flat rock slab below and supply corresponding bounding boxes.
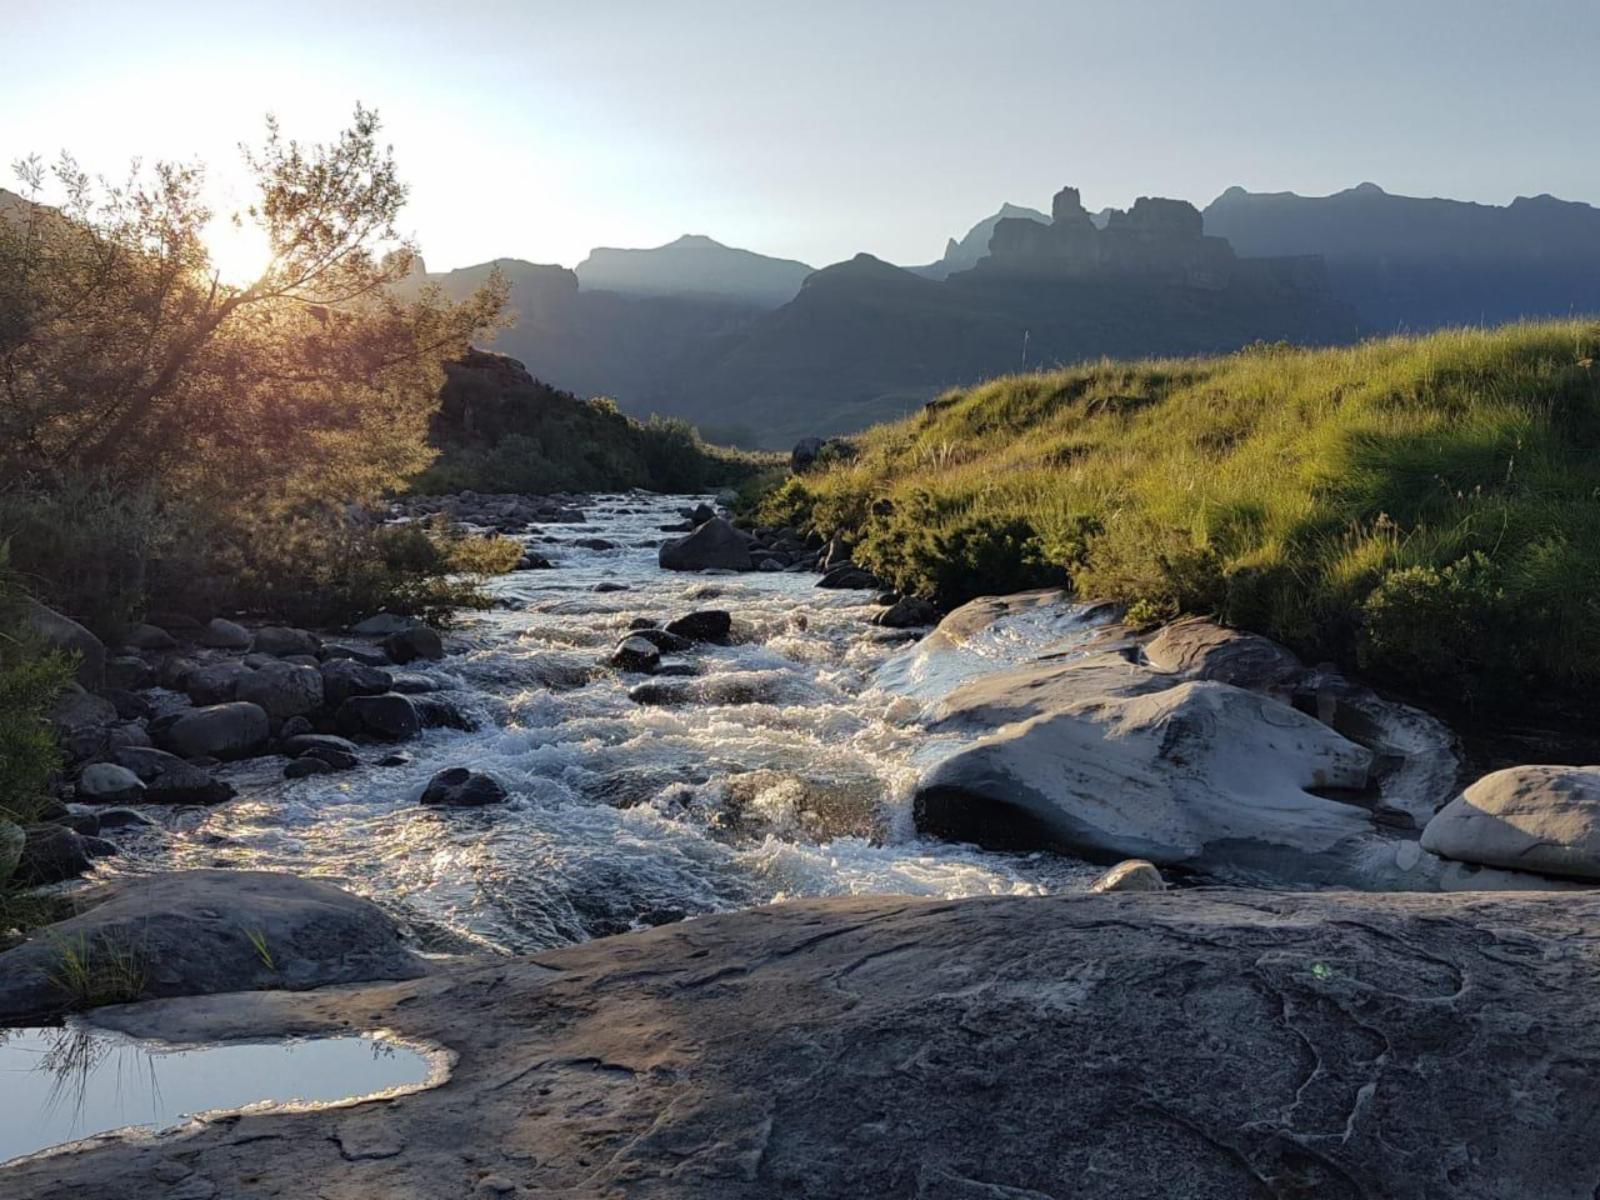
[0,870,426,1021]
[10,889,1600,1198]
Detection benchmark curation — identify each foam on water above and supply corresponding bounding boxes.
[97,493,1097,953]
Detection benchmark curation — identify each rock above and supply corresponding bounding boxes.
[123,623,177,651]
[284,757,334,779]
[659,517,754,573]
[383,625,445,664]
[756,558,783,572]
[627,627,692,654]
[196,618,252,650]
[105,719,152,750]
[873,596,938,628]
[349,613,423,637]
[1420,766,1600,878]
[791,436,826,471]
[516,553,554,570]
[104,655,155,691]
[156,654,201,690]
[282,733,360,760]
[160,702,271,761]
[235,661,324,721]
[0,820,23,884]
[51,685,119,761]
[389,673,440,695]
[574,538,618,551]
[14,890,1600,1198]
[93,808,155,831]
[102,687,153,721]
[145,610,203,635]
[184,660,250,707]
[0,870,427,1021]
[420,767,508,807]
[413,696,477,731]
[611,636,662,673]
[251,626,321,657]
[322,643,393,668]
[14,824,96,886]
[336,694,422,742]
[1144,616,1303,690]
[23,599,105,689]
[819,537,853,572]
[77,763,146,805]
[627,617,659,631]
[1089,859,1167,892]
[278,715,313,741]
[817,564,885,590]
[665,610,732,643]
[112,747,235,806]
[593,581,630,593]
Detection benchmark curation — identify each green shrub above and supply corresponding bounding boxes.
[0,544,71,827]
[1358,552,1508,697]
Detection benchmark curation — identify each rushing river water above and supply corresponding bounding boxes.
[97,493,1097,954]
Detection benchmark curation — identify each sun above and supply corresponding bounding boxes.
[204,214,274,287]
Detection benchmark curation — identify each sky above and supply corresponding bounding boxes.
[6,0,1600,272]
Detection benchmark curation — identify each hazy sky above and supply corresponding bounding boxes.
[7,0,1599,271]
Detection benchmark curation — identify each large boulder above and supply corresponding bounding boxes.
[319,658,393,707]
[251,626,321,657]
[336,693,422,742]
[77,762,145,804]
[184,660,252,706]
[659,517,754,573]
[383,625,445,664]
[160,702,270,760]
[196,617,252,650]
[1143,616,1303,690]
[420,767,508,807]
[112,747,235,805]
[51,684,119,762]
[14,891,1600,1198]
[0,870,427,1021]
[235,660,324,721]
[13,824,110,886]
[22,599,104,690]
[665,609,733,643]
[1421,766,1600,878]
[611,636,662,674]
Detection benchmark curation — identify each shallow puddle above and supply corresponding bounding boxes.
[0,1024,436,1165]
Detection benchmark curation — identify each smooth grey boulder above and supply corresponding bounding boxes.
[1143,615,1303,690]
[420,767,508,807]
[336,693,422,742]
[611,635,662,673]
[51,684,119,761]
[112,747,235,805]
[816,564,885,590]
[659,517,754,572]
[23,598,105,689]
[665,609,733,643]
[320,658,393,707]
[77,762,145,804]
[383,625,445,664]
[873,595,938,628]
[627,627,692,654]
[184,660,251,706]
[104,654,155,691]
[322,641,392,667]
[13,823,106,886]
[15,890,1600,1199]
[124,622,178,651]
[1421,766,1600,878]
[0,870,427,1021]
[251,625,321,657]
[160,702,270,760]
[235,660,324,720]
[196,617,252,649]
[1089,858,1166,892]
[281,733,360,760]
[349,613,423,637]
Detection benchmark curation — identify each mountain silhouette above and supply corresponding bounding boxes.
[574,234,813,307]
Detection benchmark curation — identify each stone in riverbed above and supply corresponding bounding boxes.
[77,763,146,805]
[124,622,178,651]
[235,660,324,720]
[322,642,393,668]
[320,658,393,707]
[383,625,445,664]
[873,595,938,628]
[627,627,692,654]
[251,625,321,657]
[23,599,105,689]
[104,655,155,691]
[284,756,334,779]
[658,517,753,573]
[817,564,885,590]
[420,767,507,807]
[611,636,662,674]
[665,609,732,643]
[184,660,251,707]
[160,702,271,761]
[336,693,422,742]
[1090,858,1166,892]
[349,613,423,637]
[196,617,252,650]
[1420,765,1600,879]
[0,870,427,1021]
[13,824,112,886]
[112,747,235,806]
[1144,616,1303,690]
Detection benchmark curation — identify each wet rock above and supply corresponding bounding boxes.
[112,747,235,806]
[593,581,630,593]
[251,626,321,657]
[1421,766,1600,878]
[278,715,313,740]
[659,611,729,648]
[320,659,394,708]
[627,617,659,631]
[336,694,422,742]
[873,596,938,628]
[284,757,335,779]
[574,538,618,551]
[349,613,423,637]
[0,870,428,1020]
[389,673,441,695]
[184,660,251,707]
[282,733,360,760]
[611,636,662,673]
[94,808,155,831]
[14,824,98,886]
[659,517,754,573]
[689,502,717,524]
[1144,616,1303,690]
[196,618,252,650]
[77,763,145,805]
[103,685,153,720]
[817,564,885,590]
[1090,859,1167,892]
[235,661,324,721]
[160,702,271,761]
[157,654,201,690]
[628,627,692,654]
[420,767,508,807]
[104,655,155,692]
[383,625,445,665]
[124,623,178,651]
[23,599,105,689]
[322,642,392,668]
[516,552,554,570]
[52,685,119,762]
[413,696,478,731]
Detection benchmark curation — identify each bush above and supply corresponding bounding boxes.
[0,546,71,827]
[1358,552,1508,698]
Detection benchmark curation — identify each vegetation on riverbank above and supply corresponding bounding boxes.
[759,321,1600,709]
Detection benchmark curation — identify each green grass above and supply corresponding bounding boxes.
[761,321,1600,709]
[45,931,148,1010]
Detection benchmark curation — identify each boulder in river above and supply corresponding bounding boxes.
[336,693,422,742]
[112,747,236,805]
[611,635,662,674]
[160,702,271,761]
[1421,765,1600,879]
[659,517,754,572]
[15,890,1600,1198]
[0,870,427,1021]
[816,564,885,590]
[320,658,394,707]
[51,685,119,762]
[251,625,321,657]
[349,612,424,637]
[22,599,105,689]
[420,767,508,807]
[1089,858,1166,892]
[184,660,251,707]
[383,625,445,664]
[235,660,325,721]
[1143,615,1302,691]
[77,762,146,805]
[664,609,733,643]
[196,617,252,650]
[873,595,938,628]
[13,823,111,886]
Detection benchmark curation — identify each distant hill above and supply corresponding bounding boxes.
[911,203,1048,279]
[1204,183,1600,330]
[574,234,813,307]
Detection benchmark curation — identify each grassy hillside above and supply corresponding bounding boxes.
[760,321,1600,708]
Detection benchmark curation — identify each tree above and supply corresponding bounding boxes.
[0,105,506,510]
